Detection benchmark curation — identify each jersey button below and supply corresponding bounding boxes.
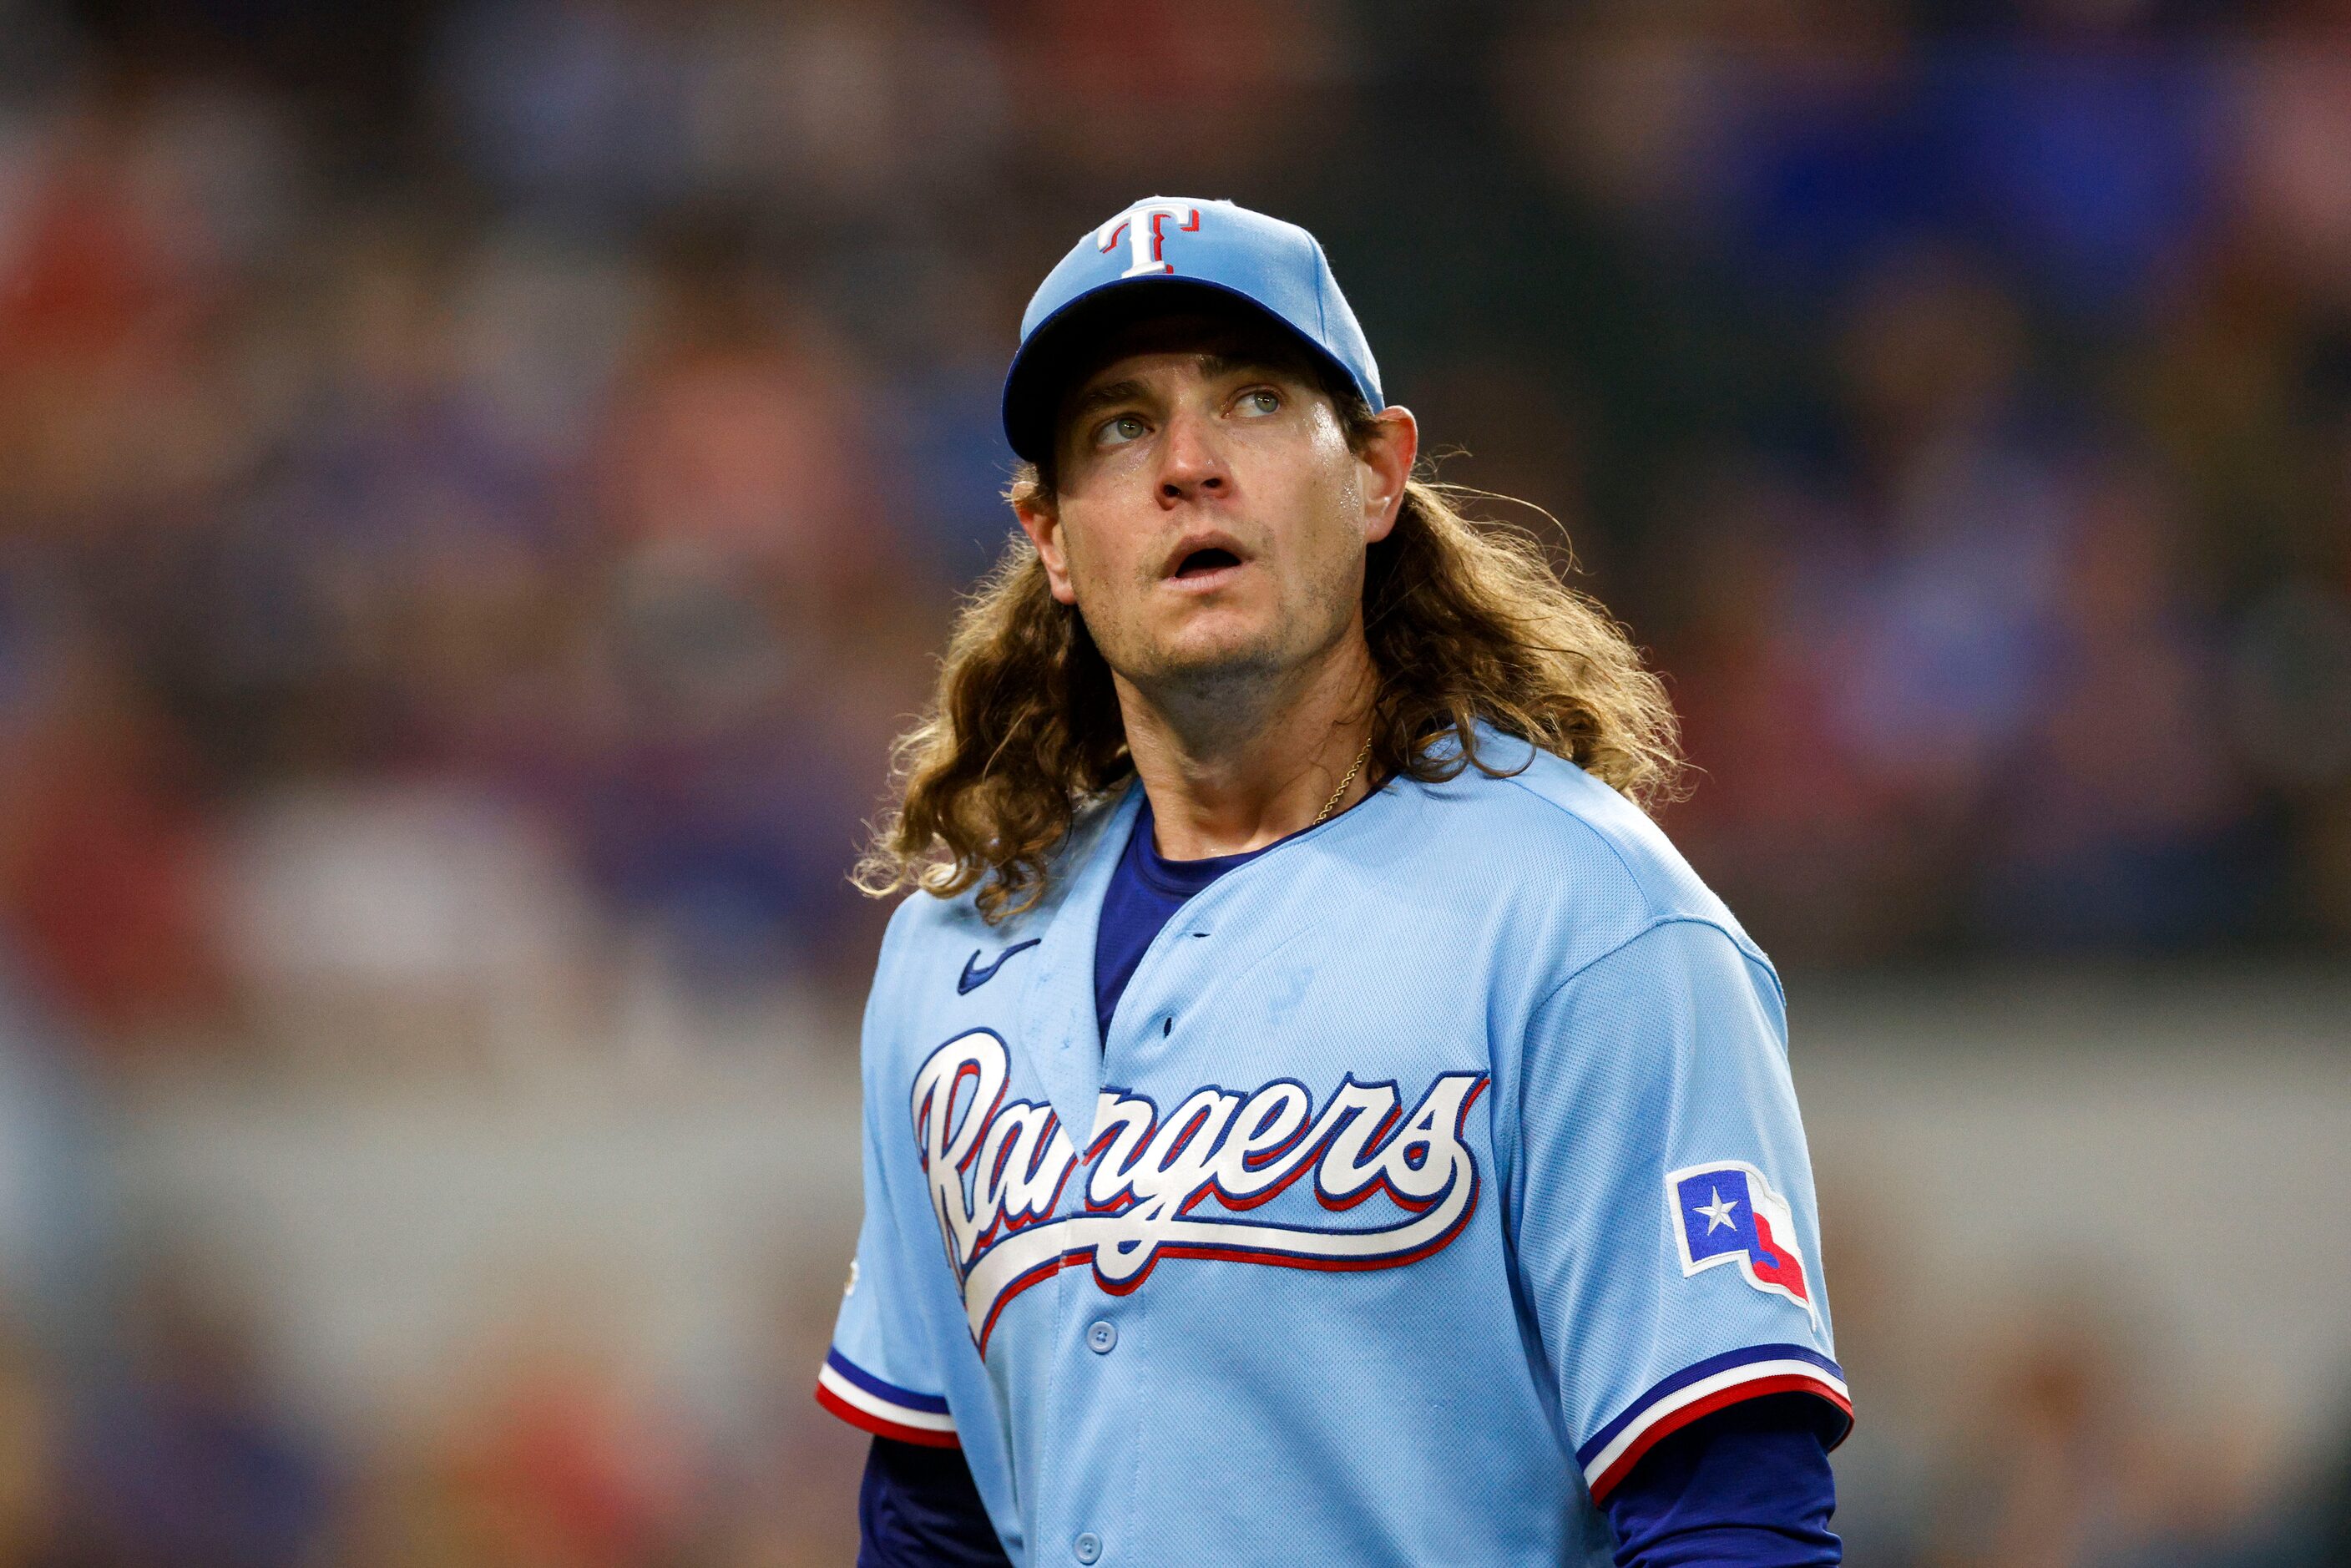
[1085,1320,1117,1354]
[1074,1530,1103,1563]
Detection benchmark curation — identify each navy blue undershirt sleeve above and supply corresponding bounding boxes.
[1602,1395,1844,1567]
[1093,796,1272,1043]
[857,1397,1839,1566]
[858,1438,1012,1568]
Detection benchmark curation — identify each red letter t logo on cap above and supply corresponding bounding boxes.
[1096,203,1202,278]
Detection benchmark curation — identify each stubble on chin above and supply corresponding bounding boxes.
[1095,559,1362,712]
[1091,603,1287,700]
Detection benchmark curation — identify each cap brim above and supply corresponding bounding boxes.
[1000,276,1363,466]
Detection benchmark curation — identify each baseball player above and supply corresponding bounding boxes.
[819,197,1850,1565]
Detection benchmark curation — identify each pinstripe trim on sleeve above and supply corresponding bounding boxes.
[813,1348,959,1449]
[1577,1343,1851,1502]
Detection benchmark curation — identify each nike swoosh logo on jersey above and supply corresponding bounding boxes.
[958,939,1040,995]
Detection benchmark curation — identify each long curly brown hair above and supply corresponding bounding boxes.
[855,397,1684,923]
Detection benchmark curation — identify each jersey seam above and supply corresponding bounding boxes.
[1527,914,1759,1020]
[1494,771,1649,898]
[1490,769,1772,973]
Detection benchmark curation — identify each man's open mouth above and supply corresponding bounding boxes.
[1172,547,1241,579]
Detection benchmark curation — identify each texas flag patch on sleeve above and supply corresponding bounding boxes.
[1669,1161,1818,1325]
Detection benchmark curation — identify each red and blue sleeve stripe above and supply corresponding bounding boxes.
[1577,1344,1850,1503]
[815,1348,960,1449]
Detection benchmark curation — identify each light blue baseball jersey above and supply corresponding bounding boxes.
[817,729,1849,1566]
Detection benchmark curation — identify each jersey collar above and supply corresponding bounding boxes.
[1011,766,1420,1142]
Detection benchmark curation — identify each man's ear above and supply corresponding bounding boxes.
[1357,406,1418,545]
[1014,486,1079,605]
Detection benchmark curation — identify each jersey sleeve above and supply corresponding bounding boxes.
[1504,917,1852,1505]
[816,916,963,1449]
[816,1117,962,1448]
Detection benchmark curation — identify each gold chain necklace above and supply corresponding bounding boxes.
[1312,738,1375,827]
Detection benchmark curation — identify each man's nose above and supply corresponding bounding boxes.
[1154,407,1231,506]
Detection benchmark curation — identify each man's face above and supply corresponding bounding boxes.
[1014,312,1414,699]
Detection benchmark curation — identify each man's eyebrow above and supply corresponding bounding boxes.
[1065,377,1149,425]
[1196,352,1297,383]
[1064,353,1306,427]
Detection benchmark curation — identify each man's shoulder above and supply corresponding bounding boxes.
[862,874,1058,1082]
[877,877,991,957]
[869,788,1130,989]
[1405,731,1764,975]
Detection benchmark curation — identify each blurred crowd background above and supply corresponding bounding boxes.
[0,0,2344,1563]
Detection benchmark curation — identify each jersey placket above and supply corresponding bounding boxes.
[1000,787,1155,1565]
[1064,867,1245,1568]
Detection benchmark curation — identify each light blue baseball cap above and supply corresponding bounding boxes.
[1001,196,1386,464]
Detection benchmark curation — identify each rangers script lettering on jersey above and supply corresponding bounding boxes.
[818,729,1850,1566]
[910,1029,1487,1349]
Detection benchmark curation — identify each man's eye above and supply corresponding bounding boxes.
[1100,414,1148,446]
[1236,389,1282,417]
